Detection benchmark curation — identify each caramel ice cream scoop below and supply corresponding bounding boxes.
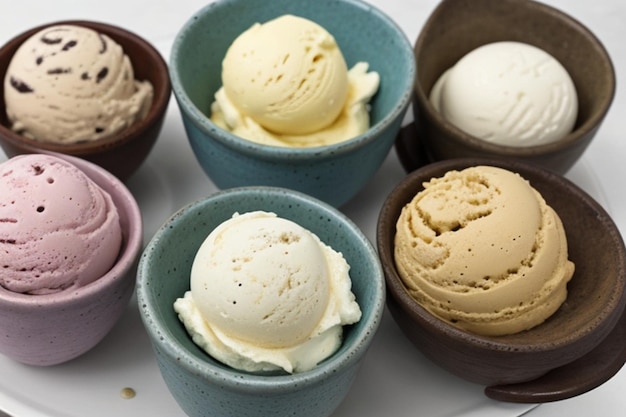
[394,165,574,336]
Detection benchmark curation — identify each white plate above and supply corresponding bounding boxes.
[0,103,607,417]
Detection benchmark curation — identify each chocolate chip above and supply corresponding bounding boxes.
[36,56,43,65]
[40,27,69,45]
[47,67,72,75]
[96,67,108,83]
[10,77,33,93]
[81,72,91,80]
[40,35,62,45]
[62,40,77,51]
[98,34,107,54]
[95,127,105,133]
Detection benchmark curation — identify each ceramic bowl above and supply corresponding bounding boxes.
[137,186,385,417]
[0,20,171,181]
[377,158,626,398]
[169,0,415,207]
[409,0,615,174]
[0,152,143,366]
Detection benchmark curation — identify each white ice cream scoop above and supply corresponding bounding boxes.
[174,211,361,373]
[430,41,578,147]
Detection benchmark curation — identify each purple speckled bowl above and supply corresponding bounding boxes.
[0,152,142,366]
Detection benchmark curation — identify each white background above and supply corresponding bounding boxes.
[0,1,624,416]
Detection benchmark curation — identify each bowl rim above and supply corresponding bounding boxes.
[412,0,616,156]
[0,19,171,155]
[0,152,143,307]
[137,185,386,392]
[377,157,626,353]
[168,0,416,162]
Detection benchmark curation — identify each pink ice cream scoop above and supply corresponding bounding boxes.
[0,154,122,294]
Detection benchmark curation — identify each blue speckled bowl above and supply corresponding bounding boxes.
[137,187,385,417]
[169,0,415,207]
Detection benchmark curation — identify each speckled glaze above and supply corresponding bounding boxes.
[0,152,143,366]
[411,0,615,174]
[377,158,626,394]
[169,0,415,207]
[0,20,171,181]
[137,187,385,417]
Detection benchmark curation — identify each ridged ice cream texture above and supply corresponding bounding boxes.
[430,41,578,147]
[174,211,361,373]
[0,154,122,295]
[4,24,153,144]
[394,166,575,336]
[210,14,380,147]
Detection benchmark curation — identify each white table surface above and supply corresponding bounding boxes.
[0,1,624,416]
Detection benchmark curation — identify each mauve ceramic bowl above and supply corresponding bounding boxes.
[377,158,626,401]
[0,20,171,181]
[137,187,385,417]
[408,0,615,174]
[0,152,143,366]
[169,0,415,207]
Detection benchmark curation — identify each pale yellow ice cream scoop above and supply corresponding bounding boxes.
[4,24,153,144]
[174,211,361,373]
[221,14,347,135]
[211,15,379,147]
[394,166,574,336]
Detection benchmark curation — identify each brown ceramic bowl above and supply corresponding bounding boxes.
[0,20,171,180]
[377,158,626,401]
[410,0,616,174]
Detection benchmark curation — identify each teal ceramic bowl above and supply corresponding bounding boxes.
[137,187,385,417]
[169,0,415,207]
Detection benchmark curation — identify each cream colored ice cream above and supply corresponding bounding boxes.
[210,14,380,147]
[0,154,122,295]
[394,166,574,336]
[429,41,578,147]
[4,24,153,143]
[174,211,361,373]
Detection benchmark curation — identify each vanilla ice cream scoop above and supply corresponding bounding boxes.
[4,24,153,143]
[211,14,379,147]
[0,154,123,294]
[394,166,574,336]
[430,42,578,147]
[174,211,361,373]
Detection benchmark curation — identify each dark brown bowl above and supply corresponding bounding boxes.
[0,20,171,180]
[377,158,626,400]
[411,0,616,174]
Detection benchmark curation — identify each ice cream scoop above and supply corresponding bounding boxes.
[4,24,154,144]
[394,165,574,336]
[0,154,123,294]
[210,14,379,147]
[429,41,578,147]
[174,210,361,373]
